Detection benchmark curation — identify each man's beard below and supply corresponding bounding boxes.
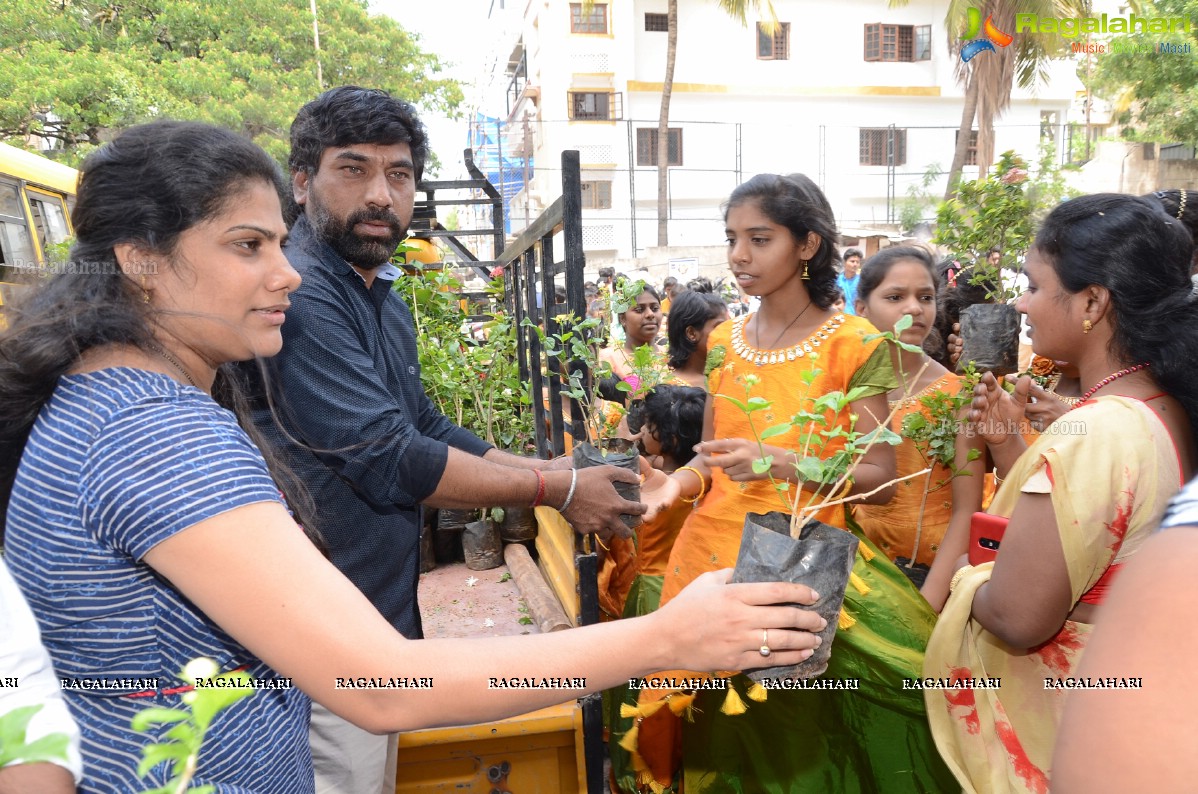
[308,192,407,269]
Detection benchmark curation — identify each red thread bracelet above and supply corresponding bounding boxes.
[530,468,546,507]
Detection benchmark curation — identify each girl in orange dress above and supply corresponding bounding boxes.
[632,174,955,793]
[852,246,986,605]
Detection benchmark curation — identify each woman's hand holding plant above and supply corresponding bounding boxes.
[695,437,789,482]
[967,372,1030,472]
[1011,376,1070,432]
[651,569,827,673]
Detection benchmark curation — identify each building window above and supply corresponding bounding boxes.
[636,128,683,166]
[955,129,979,166]
[568,91,620,121]
[1040,110,1058,141]
[581,181,613,209]
[645,12,668,31]
[570,3,608,34]
[756,21,791,60]
[859,128,907,166]
[864,24,931,62]
[914,25,931,60]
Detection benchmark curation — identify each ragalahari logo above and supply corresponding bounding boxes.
[961,7,1013,61]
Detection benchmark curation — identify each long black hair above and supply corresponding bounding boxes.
[1035,193,1198,441]
[1148,189,1198,273]
[0,120,316,542]
[724,173,842,310]
[667,290,727,369]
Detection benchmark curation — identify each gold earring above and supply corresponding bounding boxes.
[801,260,810,280]
[1083,319,1092,334]
[140,275,150,304]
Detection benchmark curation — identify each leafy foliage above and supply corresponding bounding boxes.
[133,658,256,793]
[899,362,982,489]
[934,150,1034,302]
[897,163,943,234]
[524,312,615,448]
[398,267,535,453]
[934,145,1080,301]
[0,0,462,166]
[1089,0,1198,144]
[0,704,71,768]
[720,320,917,530]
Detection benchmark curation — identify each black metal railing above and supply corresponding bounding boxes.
[494,150,602,792]
[498,150,591,460]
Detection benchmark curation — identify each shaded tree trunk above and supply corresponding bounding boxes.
[944,69,979,200]
[656,0,677,247]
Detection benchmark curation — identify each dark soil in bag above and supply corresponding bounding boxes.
[730,512,858,680]
[957,303,1021,377]
[572,440,641,530]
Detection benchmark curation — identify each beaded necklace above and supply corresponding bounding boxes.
[730,313,846,366]
[147,344,197,388]
[1076,363,1150,404]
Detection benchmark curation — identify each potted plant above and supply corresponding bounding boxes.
[721,321,930,679]
[396,262,537,561]
[933,151,1034,376]
[525,313,641,529]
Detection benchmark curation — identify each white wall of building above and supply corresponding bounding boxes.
[477,0,1081,260]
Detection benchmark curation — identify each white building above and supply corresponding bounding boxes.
[470,0,1080,264]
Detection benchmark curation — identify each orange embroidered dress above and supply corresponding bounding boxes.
[632,313,955,793]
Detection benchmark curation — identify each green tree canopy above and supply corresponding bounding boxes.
[1090,0,1198,143]
[0,0,462,166]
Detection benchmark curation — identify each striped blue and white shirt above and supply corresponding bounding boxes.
[4,368,313,793]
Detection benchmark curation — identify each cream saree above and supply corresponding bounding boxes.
[924,396,1182,793]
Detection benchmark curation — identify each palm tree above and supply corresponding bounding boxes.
[893,0,1088,198]
[653,0,776,245]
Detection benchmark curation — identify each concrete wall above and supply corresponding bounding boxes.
[1072,141,1198,195]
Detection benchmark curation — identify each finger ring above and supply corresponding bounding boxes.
[759,629,771,657]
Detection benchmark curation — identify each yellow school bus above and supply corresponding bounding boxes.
[0,141,79,320]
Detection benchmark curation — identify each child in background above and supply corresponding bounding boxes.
[600,384,707,794]
[599,384,707,619]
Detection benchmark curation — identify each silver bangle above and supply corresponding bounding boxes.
[559,468,579,513]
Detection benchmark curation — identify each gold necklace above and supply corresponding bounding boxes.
[754,302,812,351]
[731,313,847,366]
[147,344,197,387]
[888,374,947,410]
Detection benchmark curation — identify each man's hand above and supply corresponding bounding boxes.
[561,465,645,542]
[541,455,576,472]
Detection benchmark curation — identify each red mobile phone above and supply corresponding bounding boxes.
[969,512,1009,565]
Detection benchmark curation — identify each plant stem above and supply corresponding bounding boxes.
[792,373,920,529]
[804,467,932,513]
[171,752,199,794]
[908,465,934,568]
